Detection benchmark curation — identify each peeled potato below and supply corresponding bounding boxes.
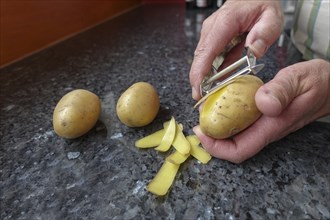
[53,89,101,139]
[200,75,263,139]
[116,82,160,127]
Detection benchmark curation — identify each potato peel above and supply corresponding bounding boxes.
[155,117,176,152]
[135,117,212,196]
[166,150,190,165]
[147,160,180,196]
[187,135,211,164]
[135,129,165,148]
[171,123,191,155]
[185,135,200,146]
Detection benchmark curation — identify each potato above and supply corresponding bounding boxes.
[200,75,264,139]
[116,82,159,127]
[53,89,101,139]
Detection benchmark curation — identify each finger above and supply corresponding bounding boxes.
[194,60,330,163]
[255,64,306,117]
[189,9,241,100]
[216,42,245,73]
[195,12,218,51]
[245,2,284,58]
[190,2,283,100]
[193,115,280,163]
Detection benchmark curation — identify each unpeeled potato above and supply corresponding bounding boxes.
[200,75,264,139]
[116,82,160,127]
[53,89,101,139]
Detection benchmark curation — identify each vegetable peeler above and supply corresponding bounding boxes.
[194,35,265,108]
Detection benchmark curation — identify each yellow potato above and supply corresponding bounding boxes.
[116,82,160,127]
[200,75,263,139]
[53,89,101,139]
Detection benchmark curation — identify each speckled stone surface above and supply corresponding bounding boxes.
[1,4,329,220]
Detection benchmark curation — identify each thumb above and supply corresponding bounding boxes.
[245,4,284,58]
[255,68,299,116]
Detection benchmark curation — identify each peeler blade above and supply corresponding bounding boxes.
[250,64,265,75]
[195,48,265,108]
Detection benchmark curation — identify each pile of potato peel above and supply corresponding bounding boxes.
[135,117,212,196]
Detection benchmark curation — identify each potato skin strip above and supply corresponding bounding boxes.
[171,123,191,155]
[135,129,165,148]
[166,150,190,165]
[147,160,180,196]
[187,136,211,164]
[186,135,200,146]
[155,117,176,152]
[135,120,213,196]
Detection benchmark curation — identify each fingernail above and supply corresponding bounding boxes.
[263,88,280,103]
[192,87,199,100]
[250,39,267,57]
[192,125,201,135]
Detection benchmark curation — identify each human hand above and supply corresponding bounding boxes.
[193,59,330,163]
[189,0,284,100]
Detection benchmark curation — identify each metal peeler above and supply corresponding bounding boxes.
[194,34,265,108]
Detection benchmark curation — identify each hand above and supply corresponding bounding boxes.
[189,0,284,100]
[193,59,330,163]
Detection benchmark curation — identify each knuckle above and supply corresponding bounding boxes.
[193,44,208,58]
[202,17,212,28]
[230,149,246,164]
[231,154,245,164]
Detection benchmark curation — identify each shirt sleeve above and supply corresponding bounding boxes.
[291,0,330,61]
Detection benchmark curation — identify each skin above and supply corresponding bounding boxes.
[117,82,160,127]
[189,0,330,163]
[53,89,101,139]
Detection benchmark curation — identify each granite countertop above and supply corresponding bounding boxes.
[0,4,329,220]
